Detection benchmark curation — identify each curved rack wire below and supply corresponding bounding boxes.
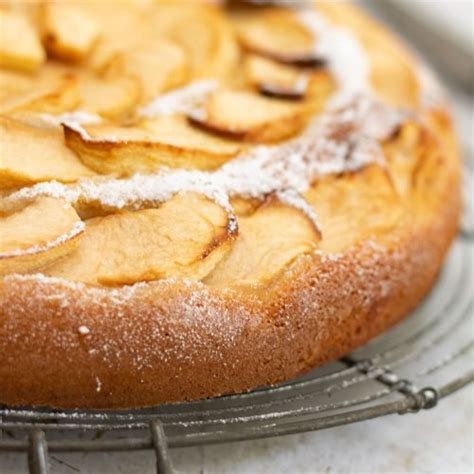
[1,231,473,474]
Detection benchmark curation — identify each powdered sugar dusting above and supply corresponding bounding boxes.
[0,4,455,409]
[5,8,401,232]
[2,5,403,277]
[138,80,218,118]
[39,111,102,127]
[276,188,322,232]
[298,9,371,105]
[4,95,398,234]
[0,231,441,381]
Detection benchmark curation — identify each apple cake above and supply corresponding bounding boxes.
[0,1,461,409]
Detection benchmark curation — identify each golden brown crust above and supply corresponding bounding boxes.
[0,114,461,407]
[0,2,462,409]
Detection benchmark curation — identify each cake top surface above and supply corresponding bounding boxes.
[0,0,442,291]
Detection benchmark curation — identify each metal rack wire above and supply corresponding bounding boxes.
[1,222,473,474]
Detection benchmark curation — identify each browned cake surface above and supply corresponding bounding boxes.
[0,1,461,408]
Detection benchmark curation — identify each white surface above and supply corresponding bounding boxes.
[1,386,472,473]
[389,0,474,51]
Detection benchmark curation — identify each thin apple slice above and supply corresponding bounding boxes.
[63,115,241,176]
[150,5,239,81]
[244,54,335,104]
[101,39,188,103]
[205,197,321,287]
[0,69,33,113]
[0,63,138,119]
[0,9,45,72]
[232,8,323,67]
[83,4,188,99]
[244,54,309,99]
[45,193,235,285]
[189,89,311,142]
[78,72,141,119]
[84,3,148,71]
[42,3,100,62]
[0,68,80,115]
[0,197,84,276]
[0,116,94,188]
[304,165,401,253]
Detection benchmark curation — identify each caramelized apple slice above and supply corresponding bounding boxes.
[0,116,93,188]
[78,72,141,119]
[232,8,323,67]
[83,3,188,99]
[0,197,83,276]
[46,193,235,285]
[63,115,241,176]
[304,165,401,253]
[244,54,335,105]
[0,68,80,115]
[0,9,45,72]
[150,5,239,81]
[205,198,320,287]
[84,3,149,71]
[102,39,188,103]
[244,54,308,99]
[189,89,311,142]
[42,3,100,62]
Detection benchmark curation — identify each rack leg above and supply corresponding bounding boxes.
[150,419,174,474]
[28,429,50,474]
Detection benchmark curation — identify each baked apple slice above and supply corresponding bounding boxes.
[150,4,239,81]
[46,193,236,285]
[63,115,241,175]
[0,197,84,276]
[189,89,311,142]
[84,3,149,71]
[101,39,188,103]
[42,3,100,62]
[232,8,324,67]
[83,4,188,101]
[244,54,309,100]
[0,116,93,188]
[205,197,321,287]
[244,54,336,105]
[0,68,80,115]
[0,9,45,72]
[77,72,141,119]
[304,165,401,254]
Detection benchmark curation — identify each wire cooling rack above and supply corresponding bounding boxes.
[1,208,473,474]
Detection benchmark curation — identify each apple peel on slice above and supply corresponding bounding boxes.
[0,197,84,276]
[205,197,321,287]
[63,115,241,176]
[244,54,309,100]
[244,54,335,106]
[188,89,312,142]
[45,192,237,286]
[233,8,324,68]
